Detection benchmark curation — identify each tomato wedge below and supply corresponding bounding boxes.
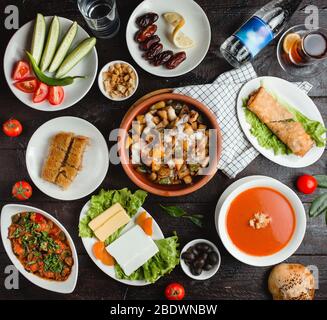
[14,77,38,93]
[48,86,64,105]
[12,61,30,81]
[33,82,49,103]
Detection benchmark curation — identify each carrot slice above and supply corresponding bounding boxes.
[93,241,105,261]
[101,250,115,266]
[142,217,153,236]
[136,211,147,226]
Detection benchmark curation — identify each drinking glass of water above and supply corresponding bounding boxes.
[77,0,120,39]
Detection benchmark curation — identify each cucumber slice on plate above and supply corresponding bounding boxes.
[40,16,60,72]
[55,37,96,78]
[31,13,46,65]
[48,21,78,73]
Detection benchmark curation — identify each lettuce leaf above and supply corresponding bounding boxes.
[78,188,147,245]
[114,235,180,283]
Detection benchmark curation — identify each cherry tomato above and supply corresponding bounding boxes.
[33,82,49,103]
[12,61,31,81]
[12,181,33,201]
[48,86,64,105]
[3,119,23,137]
[14,77,38,93]
[297,175,317,194]
[165,283,185,300]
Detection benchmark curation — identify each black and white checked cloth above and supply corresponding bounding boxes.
[174,63,313,178]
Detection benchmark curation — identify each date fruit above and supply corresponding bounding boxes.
[136,12,159,28]
[135,24,157,43]
[166,52,186,69]
[152,50,174,66]
[143,43,163,60]
[139,35,160,51]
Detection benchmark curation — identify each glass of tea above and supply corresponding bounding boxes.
[277,25,327,78]
[77,0,120,39]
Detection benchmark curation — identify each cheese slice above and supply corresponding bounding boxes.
[93,209,131,242]
[88,203,124,231]
[106,225,159,276]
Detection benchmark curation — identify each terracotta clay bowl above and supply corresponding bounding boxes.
[119,93,222,197]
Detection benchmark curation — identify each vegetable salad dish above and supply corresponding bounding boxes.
[127,100,211,185]
[8,212,74,281]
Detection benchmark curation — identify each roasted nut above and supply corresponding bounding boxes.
[166,51,187,69]
[135,24,157,43]
[136,12,159,28]
[139,35,160,51]
[152,50,174,66]
[143,43,163,60]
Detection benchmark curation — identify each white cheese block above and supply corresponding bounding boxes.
[88,203,124,231]
[93,209,131,242]
[106,225,159,276]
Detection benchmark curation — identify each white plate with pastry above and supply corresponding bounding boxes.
[26,116,109,200]
[237,77,326,168]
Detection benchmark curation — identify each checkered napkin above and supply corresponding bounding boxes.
[174,63,313,178]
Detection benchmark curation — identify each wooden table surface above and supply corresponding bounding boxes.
[0,0,326,300]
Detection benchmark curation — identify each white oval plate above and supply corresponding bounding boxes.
[217,177,306,267]
[4,16,98,111]
[1,204,78,294]
[237,76,326,168]
[79,202,164,286]
[126,0,211,77]
[26,117,109,201]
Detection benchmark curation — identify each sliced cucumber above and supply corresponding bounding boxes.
[55,37,96,79]
[40,16,60,72]
[48,21,78,73]
[31,13,46,66]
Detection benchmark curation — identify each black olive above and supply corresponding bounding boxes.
[191,247,199,256]
[203,263,214,271]
[181,252,195,261]
[194,259,205,269]
[199,253,208,261]
[193,267,202,276]
[208,251,219,265]
[196,243,210,252]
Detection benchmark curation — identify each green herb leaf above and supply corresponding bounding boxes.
[183,215,203,227]
[309,192,327,218]
[160,205,186,217]
[314,175,327,188]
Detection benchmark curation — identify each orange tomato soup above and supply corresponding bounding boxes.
[226,187,296,256]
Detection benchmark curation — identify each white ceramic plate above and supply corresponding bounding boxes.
[1,204,78,294]
[126,0,211,77]
[237,76,326,168]
[217,176,306,267]
[79,202,164,286]
[26,117,109,201]
[180,239,221,281]
[4,16,98,111]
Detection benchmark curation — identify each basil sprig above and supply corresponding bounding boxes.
[160,205,204,227]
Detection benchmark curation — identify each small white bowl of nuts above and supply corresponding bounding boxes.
[98,60,139,101]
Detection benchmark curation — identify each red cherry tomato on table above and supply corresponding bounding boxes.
[297,175,317,194]
[3,119,23,137]
[14,77,38,93]
[48,86,64,105]
[165,283,185,300]
[12,181,33,201]
[12,61,31,81]
[33,82,49,103]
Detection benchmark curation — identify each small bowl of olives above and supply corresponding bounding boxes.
[180,239,221,280]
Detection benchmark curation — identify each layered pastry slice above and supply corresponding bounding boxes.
[247,87,314,157]
[41,132,89,189]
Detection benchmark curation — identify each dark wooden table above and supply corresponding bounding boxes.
[0,0,326,300]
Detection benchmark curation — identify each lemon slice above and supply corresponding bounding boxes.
[283,33,301,54]
[163,12,184,27]
[173,31,194,49]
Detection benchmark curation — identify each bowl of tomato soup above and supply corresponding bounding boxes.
[218,177,306,267]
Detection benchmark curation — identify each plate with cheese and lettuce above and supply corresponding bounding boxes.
[237,76,326,168]
[78,188,180,286]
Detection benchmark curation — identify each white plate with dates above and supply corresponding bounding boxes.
[126,0,211,77]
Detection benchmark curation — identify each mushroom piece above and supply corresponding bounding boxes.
[268,263,315,300]
[167,106,177,121]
